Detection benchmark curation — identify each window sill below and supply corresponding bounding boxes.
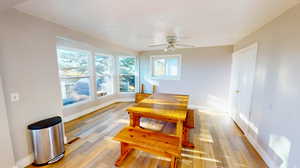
[151,77,180,81]
[119,92,136,95]
[96,94,114,100]
[63,99,91,109]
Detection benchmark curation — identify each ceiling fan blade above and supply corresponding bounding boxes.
[148,43,168,47]
[175,43,197,48]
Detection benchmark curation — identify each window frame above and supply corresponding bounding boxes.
[117,55,138,94]
[94,53,114,99]
[56,46,93,107]
[150,54,182,80]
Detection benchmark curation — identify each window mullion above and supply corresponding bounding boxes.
[89,52,97,101]
[165,58,169,76]
[116,56,120,95]
[111,55,116,95]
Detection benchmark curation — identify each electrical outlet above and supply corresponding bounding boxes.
[10,93,20,102]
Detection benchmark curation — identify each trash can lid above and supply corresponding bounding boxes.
[28,116,62,130]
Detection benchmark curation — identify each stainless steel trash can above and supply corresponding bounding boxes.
[28,116,65,166]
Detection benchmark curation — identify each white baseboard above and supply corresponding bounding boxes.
[15,153,34,168]
[245,133,278,168]
[63,97,134,123]
[231,116,277,168]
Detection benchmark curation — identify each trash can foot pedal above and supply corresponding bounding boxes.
[48,153,64,164]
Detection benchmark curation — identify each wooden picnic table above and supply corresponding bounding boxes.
[127,93,189,146]
[113,93,190,167]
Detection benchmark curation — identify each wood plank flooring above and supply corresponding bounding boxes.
[27,102,267,168]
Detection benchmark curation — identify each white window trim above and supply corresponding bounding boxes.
[150,54,182,80]
[117,55,139,94]
[56,47,94,109]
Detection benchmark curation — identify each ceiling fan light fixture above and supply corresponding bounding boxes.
[164,44,176,52]
[170,46,176,51]
[148,35,195,52]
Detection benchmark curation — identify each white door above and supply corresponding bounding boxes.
[229,53,241,121]
[229,43,257,133]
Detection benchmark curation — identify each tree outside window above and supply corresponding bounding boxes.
[119,56,136,92]
[95,55,113,97]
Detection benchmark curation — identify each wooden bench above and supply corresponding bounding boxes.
[113,127,181,168]
[182,109,195,148]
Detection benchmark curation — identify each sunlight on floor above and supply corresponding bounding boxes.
[182,153,221,163]
[182,148,207,155]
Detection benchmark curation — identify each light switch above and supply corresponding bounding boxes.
[10,93,20,102]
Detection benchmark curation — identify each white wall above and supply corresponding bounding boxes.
[0,76,15,168]
[0,9,137,167]
[139,46,232,112]
[234,4,300,168]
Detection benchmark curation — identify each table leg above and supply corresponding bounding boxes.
[176,121,183,148]
[170,156,178,168]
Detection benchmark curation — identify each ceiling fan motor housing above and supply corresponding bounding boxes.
[166,35,177,44]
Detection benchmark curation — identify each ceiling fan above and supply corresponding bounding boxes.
[148,35,196,52]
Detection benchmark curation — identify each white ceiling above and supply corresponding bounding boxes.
[15,0,299,51]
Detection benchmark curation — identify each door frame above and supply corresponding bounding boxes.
[229,43,258,133]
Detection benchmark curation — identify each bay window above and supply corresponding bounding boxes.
[57,40,138,107]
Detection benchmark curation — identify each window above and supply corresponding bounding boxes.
[57,48,91,106]
[151,55,181,80]
[119,56,136,92]
[95,54,113,97]
[56,38,139,107]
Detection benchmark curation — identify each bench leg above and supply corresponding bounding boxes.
[115,143,133,167]
[182,127,194,148]
[129,113,141,127]
[170,156,178,168]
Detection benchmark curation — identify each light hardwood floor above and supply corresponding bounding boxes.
[27,102,267,168]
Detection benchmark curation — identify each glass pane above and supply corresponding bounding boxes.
[167,57,178,76]
[120,75,136,92]
[96,76,113,97]
[95,55,113,97]
[119,57,136,92]
[60,77,90,106]
[153,58,166,77]
[119,57,136,75]
[95,55,111,76]
[57,49,89,77]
